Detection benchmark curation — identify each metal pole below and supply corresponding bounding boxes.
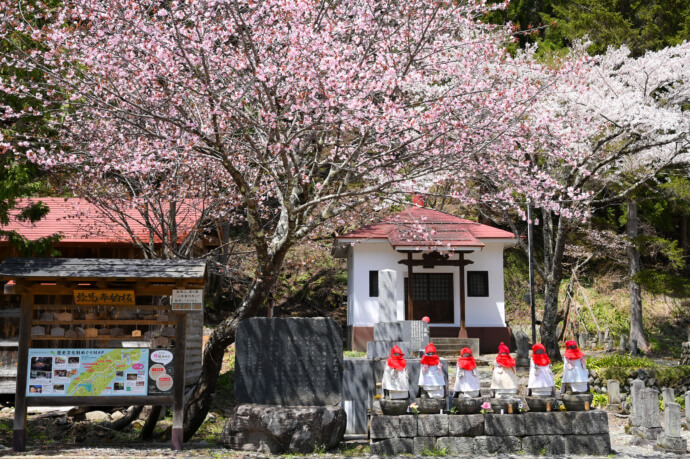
[527,202,537,344]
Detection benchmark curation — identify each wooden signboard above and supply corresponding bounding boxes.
[74,290,135,306]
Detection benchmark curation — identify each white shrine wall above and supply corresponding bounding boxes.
[345,239,512,329]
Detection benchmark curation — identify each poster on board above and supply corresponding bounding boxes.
[147,349,174,394]
[27,349,149,396]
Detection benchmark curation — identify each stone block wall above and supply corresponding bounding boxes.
[370,411,611,456]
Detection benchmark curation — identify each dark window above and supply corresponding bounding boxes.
[467,271,489,297]
[369,271,379,297]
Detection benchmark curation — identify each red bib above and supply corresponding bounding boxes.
[387,345,407,370]
[457,347,476,371]
[564,340,584,360]
[531,343,550,366]
[420,343,440,366]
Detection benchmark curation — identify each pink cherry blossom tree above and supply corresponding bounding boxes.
[1,0,593,435]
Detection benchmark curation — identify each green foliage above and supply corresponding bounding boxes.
[675,395,686,409]
[634,270,690,297]
[655,366,690,388]
[344,350,366,358]
[542,0,690,56]
[592,393,609,408]
[0,0,63,256]
[274,243,347,320]
[421,446,449,456]
[587,355,655,370]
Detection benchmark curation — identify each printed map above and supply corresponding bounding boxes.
[27,349,149,396]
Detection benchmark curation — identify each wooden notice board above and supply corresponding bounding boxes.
[0,258,206,452]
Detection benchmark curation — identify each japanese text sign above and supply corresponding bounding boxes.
[74,290,135,306]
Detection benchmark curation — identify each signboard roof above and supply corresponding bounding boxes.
[0,258,206,282]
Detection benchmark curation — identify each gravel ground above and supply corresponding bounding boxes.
[0,411,688,458]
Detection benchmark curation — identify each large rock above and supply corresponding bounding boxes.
[222,404,346,454]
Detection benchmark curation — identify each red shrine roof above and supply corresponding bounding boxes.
[0,198,201,245]
[335,206,515,253]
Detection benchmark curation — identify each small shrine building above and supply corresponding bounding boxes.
[333,206,517,353]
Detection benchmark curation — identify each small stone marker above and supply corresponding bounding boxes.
[234,317,343,406]
[578,332,587,350]
[686,392,690,424]
[378,270,397,323]
[367,341,410,359]
[662,387,675,407]
[619,334,627,352]
[630,379,645,426]
[597,331,605,348]
[665,402,682,437]
[607,380,621,405]
[656,402,687,454]
[605,336,614,352]
[515,331,530,367]
[629,339,638,356]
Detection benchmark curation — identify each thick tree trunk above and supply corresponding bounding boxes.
[541,277,563,361]
[627,199,650,352]
[539,209,565,361]
[182,256,287,440]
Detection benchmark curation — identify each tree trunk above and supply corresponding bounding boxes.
[627,199,650,352]
[541,277,562,361]
[539,209,566,361]
[182,256,287,440]
[140,405,162,441]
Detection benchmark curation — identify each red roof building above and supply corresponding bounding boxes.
[334,206,517,353]
[0,198,202,259]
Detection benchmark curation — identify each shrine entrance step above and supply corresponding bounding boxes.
[431,337,480,358]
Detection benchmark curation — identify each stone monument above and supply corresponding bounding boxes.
[619,334,627,353]
[607,380,621,408]
[373,321,430,355]
[662,387,675,407]
[629,385,662,440]
[656,402,687,454]
[515,331,530,367]
[378,270,397,323]
[223,318,346,454]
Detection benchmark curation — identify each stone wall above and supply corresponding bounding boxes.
[370,411,611,456]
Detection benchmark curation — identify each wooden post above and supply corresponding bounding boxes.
[458,253,467,338]
[13,293,33,452]
[406,252,414,320]
[172,312,187,450]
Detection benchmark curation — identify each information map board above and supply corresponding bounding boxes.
[26,348,161,396]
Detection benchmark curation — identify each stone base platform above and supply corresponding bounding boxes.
[370,411,610,456]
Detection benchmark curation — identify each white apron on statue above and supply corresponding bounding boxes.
[562,357,588,393]
[528,360,555,396]
[453,368,480,397]
[382,366,409,399]
[490,364,518,395]
[419,363,445,398]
